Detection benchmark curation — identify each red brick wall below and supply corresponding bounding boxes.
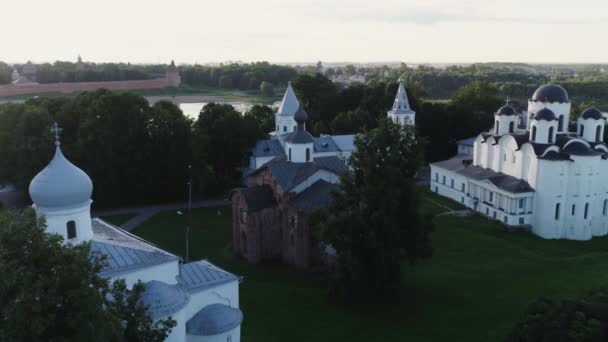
[0,78,172,97]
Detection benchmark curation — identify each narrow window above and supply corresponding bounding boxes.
[241,232,248,254]
[519,218,525,225]
[450,179,454,188]
[442,175,446,184]
[486,208,489,215]
[548,127,554,144]
[504,216,508,223]
[519,199,525,209]
[504,153,507,161]
[276,125,279,131]
[293,125,296,131]
[288,148,292,161]
[435,173,439,181]
[305,148,310,161]
[580,125,585,137]
[596,125,602,142]
[435,187,438,193]
[509,121,514,133]
[495,121,500,135]
[571,204,576,216]
[489,192,494,202]
[283,125,287,132]
[461,197,464,203]
[558,115,564,131]
[461,183,465,192]
[67,221,77,239]
[532,126,537,141]
[584,203,589,219]
[604,199,608,216]
[555,203,560,220]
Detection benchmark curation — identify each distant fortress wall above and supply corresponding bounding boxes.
[0,76,179,98]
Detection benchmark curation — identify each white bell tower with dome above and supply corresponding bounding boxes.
[29,122,94,243]
[387,79,416,127]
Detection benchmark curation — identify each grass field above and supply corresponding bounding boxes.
[131,191,608,342]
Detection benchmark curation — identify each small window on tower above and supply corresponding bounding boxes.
[283,126,287,132]
[67,221,77,239]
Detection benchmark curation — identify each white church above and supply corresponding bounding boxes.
[429,84,608,240]
[28,126,243,342]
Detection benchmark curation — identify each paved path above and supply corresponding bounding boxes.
[93,199,230,231]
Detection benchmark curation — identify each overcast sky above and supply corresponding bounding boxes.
[4,0,608,64]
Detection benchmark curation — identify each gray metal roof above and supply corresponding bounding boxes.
[289,180,336,213]
[457,137,476,146]
[431,157,534,194]
[256,155,347,192]
[313,136,340,153]
[251,139,285,158]
[91,241,179,278]
[235,185,276,211]
[139,280,190,319]
[178,260,238,293]
[186,304,243,336]
[284,129,314,144]
[330,134,357,152]
[91,219,179,278]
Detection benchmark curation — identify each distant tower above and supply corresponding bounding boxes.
[387,79,416,127]
[166,60,181,87]
[275,82,300,136]
[29,122,94,243]
[316,61,324,74]
[76,55,85,71]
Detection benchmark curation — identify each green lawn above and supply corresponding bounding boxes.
[131,193,608,342]
[99,213,136,226]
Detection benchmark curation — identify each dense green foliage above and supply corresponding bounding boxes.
[0,62,12,84]
[0,90,267,207]
[506,288,608,342]
[179,62,297,90]
[310,120,432,302]
[0,209,175,341]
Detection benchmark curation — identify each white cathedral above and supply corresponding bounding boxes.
[429,84,608,240]
[28,127,243,342]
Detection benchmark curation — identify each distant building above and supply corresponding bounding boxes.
[75,55,86,71]
[166,60,181,87]
[21,61,37,81]
[387,79,416,127]
[232,80,408,269]
[457,137,475,157]
[231,106,348,269]
[431,84,608,241]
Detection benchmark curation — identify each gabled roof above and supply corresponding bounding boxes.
[313,136,340,153]
[237,185,277,211]
[277,82,300,117]
[251,139,285,158]
[330,134,357,152]
[179,260,238,293]
[253,155,347,192]
[289,180,336,213]
[91,219,179,278]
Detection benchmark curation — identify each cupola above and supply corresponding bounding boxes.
[493,105,518,135]
[529,108,558,144]
[528,84,571,133]
[284,105,314,163]
[577,108,606,143]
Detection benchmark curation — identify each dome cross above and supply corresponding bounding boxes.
[51,122,63,146]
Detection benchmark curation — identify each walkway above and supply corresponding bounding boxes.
[92,199,230,231]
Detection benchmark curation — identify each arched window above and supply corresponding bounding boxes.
[305,148,310,161]
[555,203,560,220]
[548,127,554,143]
[509,121,514,133]
[67,221,77,239]
[531,126,537,141]
[495,121,500,135]
[584,203,590,219]
[572,204,576,216]
[596,125,602,142]
[558,115,564,131]
[283,126,287,132]
[288,148,292,161]
[580,125,585,137]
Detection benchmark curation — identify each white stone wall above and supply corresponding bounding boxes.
[276,115,298,134]
[577,117,605,143]
[528,101,571,133]
[35,202,94,243]
[285,141,314,163]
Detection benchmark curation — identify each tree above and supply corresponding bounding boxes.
[0,209,175,341]
[259,81,275,97]
[245,105,275,133]
[310,119,433,303]
[0,62,12,84]
[449,81,502,141]
[506,288,608,342]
